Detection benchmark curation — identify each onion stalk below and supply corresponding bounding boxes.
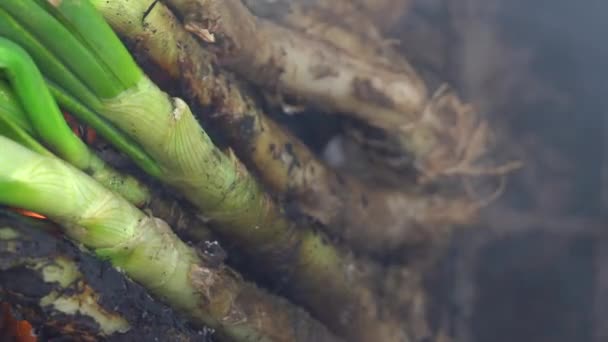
[0,136,339,342]
[0,64,214,244]
[0,38,148,205]
[0,6,162,178]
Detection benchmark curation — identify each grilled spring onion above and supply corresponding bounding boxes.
[0,2,402,340]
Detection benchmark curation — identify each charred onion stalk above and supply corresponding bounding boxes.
[165,0,520,183]
[0,137,339,342]
[240,0,411,72]
[240,0,411,35]
[350,0,413,32]
[88,3,459,341]
[0,1,406,340]
[0,210,213,341]
[167,0,428,131]
[93,0,477,258]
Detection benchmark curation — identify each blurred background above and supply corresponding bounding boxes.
[274,1,607,340]
[393,1,607,341]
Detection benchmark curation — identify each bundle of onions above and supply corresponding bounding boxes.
[0,1,405,341]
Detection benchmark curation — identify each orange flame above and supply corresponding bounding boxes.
[0,303,37,342]
[11,208,46,220]
[63,112,97,145]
